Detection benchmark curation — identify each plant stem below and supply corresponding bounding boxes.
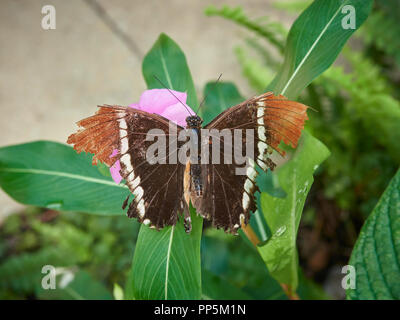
[241,222,300,300]
[241,221,261,246]
[280,283,300,300]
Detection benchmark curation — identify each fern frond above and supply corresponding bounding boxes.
[31,220,93,264]
[244,37,282,69]
[317,49,400,162]
[205,5,285,52]
[272,0,313,13]
[234,46,274,92]
[359,11,400,66]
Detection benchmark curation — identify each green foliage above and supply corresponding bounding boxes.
[270,0,373,98]
[200,81,243,124]
[201,229,287,300]
[129,208,202,299]
[0,141,130,215]
[258,132,330,291]
[272,0,313,13]
[130,33,203,300]
[201,270,252,300]
[201,228,329,299]
[360,1,400,68]
[347,168,400,299]
[234,46,274,93]
[37,271,113,300]
[307,50,400,214]
[0,209,138,299]
[320,50,400,162]
[0,248,66,296]
[205,5,286,52]
[142,33,197,108]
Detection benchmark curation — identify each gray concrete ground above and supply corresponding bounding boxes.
[0,0,294,219]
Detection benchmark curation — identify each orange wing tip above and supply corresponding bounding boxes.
[258,93,309,155]
[67,106,125,167]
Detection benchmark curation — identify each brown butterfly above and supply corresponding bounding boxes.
[67,92,308,234]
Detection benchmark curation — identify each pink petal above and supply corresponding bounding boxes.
[160,102,193,126]
[109,89,194,183]
[109,149,122,184]
[139,89,187,114]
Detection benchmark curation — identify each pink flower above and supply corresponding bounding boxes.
[109,89,194,184]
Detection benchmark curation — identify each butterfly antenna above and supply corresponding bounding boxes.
[195,73,222,114]
[153,75,194,116]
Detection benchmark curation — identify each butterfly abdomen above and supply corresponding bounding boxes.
[190,163,203,196]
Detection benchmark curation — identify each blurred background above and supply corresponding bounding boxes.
[0,0,399,299]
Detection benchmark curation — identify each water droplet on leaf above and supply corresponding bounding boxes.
[275,225,286,237]
[45,201,63,210]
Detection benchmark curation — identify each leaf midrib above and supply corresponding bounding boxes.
[165,225,174,299]
[0,167,127,188]
[280,1,348,96]
[160,47,173,89]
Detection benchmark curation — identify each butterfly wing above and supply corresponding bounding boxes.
[198,92,309,233]
[67,105,186,229]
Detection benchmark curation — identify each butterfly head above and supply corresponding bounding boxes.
[185,115,203,129]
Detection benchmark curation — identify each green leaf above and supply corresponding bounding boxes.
[0,141,130,215]
[271,0,373,98]
[257,131,330,291]
[347,168,400,300]
[142,33,197,109]
[201,81,244,125]
[130,208,202,299]
[130,34,202,300]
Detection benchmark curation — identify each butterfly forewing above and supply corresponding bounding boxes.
[68,105,186,230]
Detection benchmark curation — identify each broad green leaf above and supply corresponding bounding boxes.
[130,208,202,299]
[271,0,373,98]
[0,141,129,215]
[142,33,197,109]
[257,131,330,291]
[347,168,400,300]
[130,34,202,300]
[200,81,243,125]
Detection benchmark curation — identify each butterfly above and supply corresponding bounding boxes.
[67,91,309,234]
